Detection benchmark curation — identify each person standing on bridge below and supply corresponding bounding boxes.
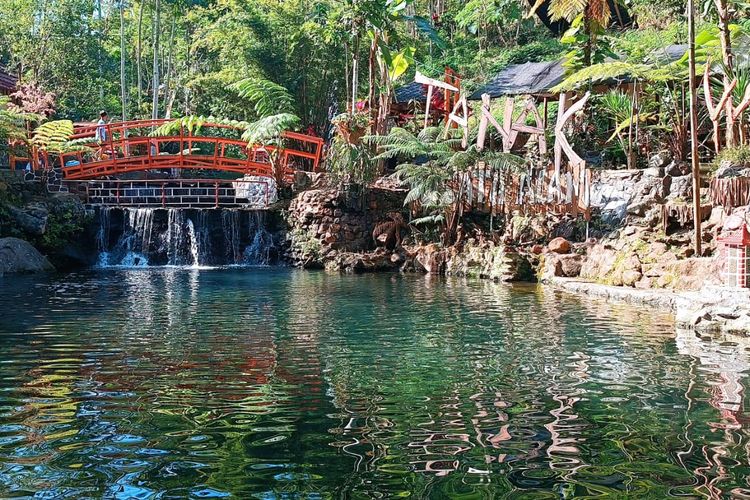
[95,111,110,159]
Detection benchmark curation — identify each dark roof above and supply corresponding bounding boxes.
[393,81,427,104]
[648,44,688,64]
[468,60,565,100]
[0,67,17,92]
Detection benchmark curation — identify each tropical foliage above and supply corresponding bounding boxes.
[371,127,523,241]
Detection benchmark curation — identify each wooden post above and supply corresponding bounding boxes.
[688,0,702,256]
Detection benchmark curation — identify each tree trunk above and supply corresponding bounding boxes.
[689,0,702,256]
[351,33,360,112]
[164,14,176,118]
[137,0,144,116]
[715,0,735,148]
[368,32,378,134]
[344,42,351,111]
[119,0,128,122]
[151,0,161,121]
[97,0,104,104]
[583,14,593,67]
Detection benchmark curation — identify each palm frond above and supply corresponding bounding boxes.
[609,112,655,141]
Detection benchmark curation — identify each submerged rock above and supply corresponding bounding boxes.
[0,237,54,275]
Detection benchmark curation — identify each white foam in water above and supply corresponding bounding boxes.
[95,208,276,268]
[119,252,150,267]
[186,218,201,268]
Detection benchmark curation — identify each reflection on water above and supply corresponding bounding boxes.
[0,269,749,497]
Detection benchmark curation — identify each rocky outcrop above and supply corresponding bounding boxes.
[324,248,404,273]
[442,241,534,281]
[285,184,407,267]
[1,173,93,269]
[412,243,447,274]
[676,286,750,335]
[0,237,54,275]
[8,204,48,235]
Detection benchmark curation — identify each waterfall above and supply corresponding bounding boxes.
[97,208,154,267]
[95,207,278,268]
[166,209,186,265]
[222,210,242,264]
[185,218,200,267]
[96,208,112,266]
[244,211,275,265]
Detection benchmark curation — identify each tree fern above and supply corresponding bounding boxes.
[229,78,295,118]
[241,113,300,145]
[528,0,612,26]
[552,62,648,92]
[150,113,300,147]
[32,120,74,152]
[0,96,39,143]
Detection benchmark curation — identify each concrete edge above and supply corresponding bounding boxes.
[545,277,678,312]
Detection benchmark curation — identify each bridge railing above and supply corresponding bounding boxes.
[75,178,272,208]
[10,119,324,184]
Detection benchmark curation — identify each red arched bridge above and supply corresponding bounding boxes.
[11,119,324,208]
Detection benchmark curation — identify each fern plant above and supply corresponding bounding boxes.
[0,96,39,143]
[369,127,523,243]
[229,78,295,118]
[31,120,90,154]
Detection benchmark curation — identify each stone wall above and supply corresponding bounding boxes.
[590,165,693,226]
[285,184,407,267]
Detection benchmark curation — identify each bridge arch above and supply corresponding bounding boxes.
[58,119,324,183]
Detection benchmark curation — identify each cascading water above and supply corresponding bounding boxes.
[97,208,154,267]
[166,209,187,265]
[185,218,200,267]
[95,208,278,267]
[244,211,275,265]
[222,210,242,264]
[96,208,112,266]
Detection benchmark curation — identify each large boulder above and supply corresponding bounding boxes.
[667,175,693,200]
[0,237,54,275]
[648,151,671,169]
[548,237,571,254]
[541,253,583,280]
[8,204,48,235]
[414,243,447,274]
[715,161,750,178]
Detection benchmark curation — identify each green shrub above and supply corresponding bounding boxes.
[714,145,750,168]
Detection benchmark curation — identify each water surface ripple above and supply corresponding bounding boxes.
[1,269,749,498]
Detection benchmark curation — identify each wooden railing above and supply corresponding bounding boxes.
[10,119,324,184]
